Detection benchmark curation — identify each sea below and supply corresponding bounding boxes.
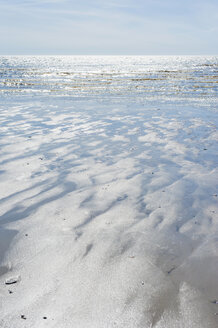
[0,55,217,107]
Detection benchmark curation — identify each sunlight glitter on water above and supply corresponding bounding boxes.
[0,56,217,103]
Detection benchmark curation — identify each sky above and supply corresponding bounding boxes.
[0,0,218,55]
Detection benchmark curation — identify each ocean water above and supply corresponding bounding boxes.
[0,56,217,105]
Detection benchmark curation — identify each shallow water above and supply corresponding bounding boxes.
[0,56,217,105]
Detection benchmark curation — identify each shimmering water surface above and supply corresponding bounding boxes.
[0,56,217,105]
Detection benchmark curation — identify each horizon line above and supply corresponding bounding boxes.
[0,54,217,57]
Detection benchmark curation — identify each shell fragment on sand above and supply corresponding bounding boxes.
[5,276,20,285]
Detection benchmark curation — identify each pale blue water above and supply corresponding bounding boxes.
[0,56,217,108]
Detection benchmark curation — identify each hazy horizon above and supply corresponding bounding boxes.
[1,54,217,57]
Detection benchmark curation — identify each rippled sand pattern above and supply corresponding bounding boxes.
[0,56,218,328]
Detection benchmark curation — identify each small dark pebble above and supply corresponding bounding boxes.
[203,148,207,150]
[39,157,43,160]
[211,300,218,304]
[21,315,26,320]
[27,163,29,165]
[43,317,47,320]
[25,234,28,236]
[167,267,175,274]
[151,172,154,174]
[8,290,13,294]
[141,281,144,285]
[162,190,165,192]
[28,136,31,139]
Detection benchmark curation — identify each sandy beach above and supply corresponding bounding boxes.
[0,56,217,327]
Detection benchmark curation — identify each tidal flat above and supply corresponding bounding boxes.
[0,56,217,327]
